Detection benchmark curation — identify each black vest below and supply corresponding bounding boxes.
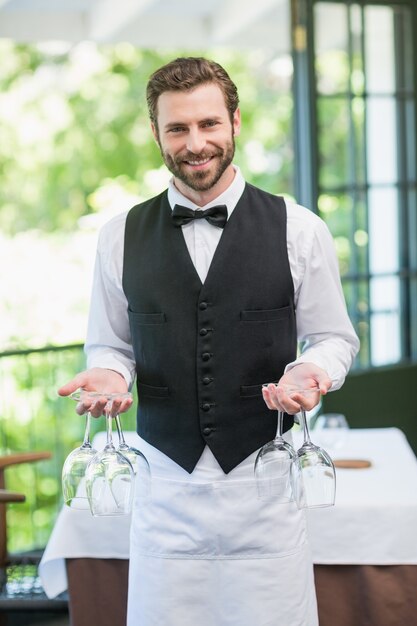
[123,183,297,473]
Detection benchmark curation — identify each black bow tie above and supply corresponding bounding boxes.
[172,204,228,229]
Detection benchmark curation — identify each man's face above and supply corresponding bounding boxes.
[152,83,241,195]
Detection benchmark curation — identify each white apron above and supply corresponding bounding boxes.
[127,438,318,626]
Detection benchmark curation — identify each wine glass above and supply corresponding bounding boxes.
[84,393,135,516]
[285,386,336,509]
[313,413,349,452]
[62,409,97,509]
[255,397,298,502]
[114,413,151,497]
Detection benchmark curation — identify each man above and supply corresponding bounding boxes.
[59,57,359,625]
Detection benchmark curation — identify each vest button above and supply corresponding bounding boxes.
[202,352,211,361]
[199,301,208,310]
[203,427,212,435]
[199,328,208,336]
[202,403,211,412]
[202,377,212,385]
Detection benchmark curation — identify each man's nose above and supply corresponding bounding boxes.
[186,129,206,155]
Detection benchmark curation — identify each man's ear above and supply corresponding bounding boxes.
[151,122,160,144]
[233,108,241,137]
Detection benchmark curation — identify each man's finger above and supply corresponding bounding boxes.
[58,374,87,397]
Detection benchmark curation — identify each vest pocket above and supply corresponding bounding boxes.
[137,382,169,398]
[240,384,263,398]
[240,305,291,322]
[128,310,166,325]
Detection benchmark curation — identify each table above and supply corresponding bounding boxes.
[39,428,417,626]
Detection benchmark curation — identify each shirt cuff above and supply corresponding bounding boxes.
[86,352,136,390]
[285,354,345,391]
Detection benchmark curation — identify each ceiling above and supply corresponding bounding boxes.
[0,0,290,50]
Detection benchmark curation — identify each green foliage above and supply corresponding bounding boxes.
[1,346,138,553]
[0,42,294,236]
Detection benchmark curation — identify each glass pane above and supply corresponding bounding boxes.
[402,8,414,92]
[354,193,368,274]
[366,97,398,185]
[341,278,370,368]
[368,187,399,274]
[352,97,365,184]
[357,279,369,320]
[409,188,417,269]
[370,276,400,311]
[406,99,416,182]
[357,279,370,367]
[364,6,395,94]
[318,97,350,188]
[350,4,364,96]
[315,2,349,95]
[318,193,353,275]
[370,313,401,366]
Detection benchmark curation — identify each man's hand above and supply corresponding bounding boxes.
[58,368,132,417]
[262,362,332,415]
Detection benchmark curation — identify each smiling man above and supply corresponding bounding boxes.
[151,81,239,200]
[59,57,359,626]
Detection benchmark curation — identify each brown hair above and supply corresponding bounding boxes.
[146,57,239,127]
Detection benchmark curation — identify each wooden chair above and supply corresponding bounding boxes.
[0,452,68,622]
[0,452,52,573]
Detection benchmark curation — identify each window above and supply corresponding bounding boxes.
[295,0,417,367]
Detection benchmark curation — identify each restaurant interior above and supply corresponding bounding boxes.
[0,0,416,625]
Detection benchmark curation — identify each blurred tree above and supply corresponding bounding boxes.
[0,41,294,236]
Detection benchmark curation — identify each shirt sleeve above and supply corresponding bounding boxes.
[84,212,136,388]
[285,203,360,390]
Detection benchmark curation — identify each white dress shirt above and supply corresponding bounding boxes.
[86,165,358,382]
[85,166,359,476]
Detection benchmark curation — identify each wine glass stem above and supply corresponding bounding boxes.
[301,409,312,446]
[82,412,91,447]
[106,403,114,448]
[115,414,126,446]
[276,410,284,439]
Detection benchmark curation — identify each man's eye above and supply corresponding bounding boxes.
[203,121,218,128]
[169,127,185,133]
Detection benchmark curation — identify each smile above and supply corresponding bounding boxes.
[183,157,213,168]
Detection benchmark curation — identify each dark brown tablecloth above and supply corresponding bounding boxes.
[66,559,417,626]
[314,564,417,626]
[66,558,129,626]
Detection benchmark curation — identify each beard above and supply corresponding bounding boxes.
[160,137,235,192]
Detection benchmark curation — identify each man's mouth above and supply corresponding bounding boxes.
[183,156,214,169]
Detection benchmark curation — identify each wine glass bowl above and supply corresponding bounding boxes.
[85,446,134,516]
[114,414,151,479]
[62,414,97,509]
[280,385,336,509]
[254,438,297,501]
[255,395,298,502]
[294,440,336,508]
[62,411,97,509]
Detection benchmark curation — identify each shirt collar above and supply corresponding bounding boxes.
[167,165,246,220]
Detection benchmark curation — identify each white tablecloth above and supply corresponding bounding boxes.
[39,427,417,598]
[299,427,417,565]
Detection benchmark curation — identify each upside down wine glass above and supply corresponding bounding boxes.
[62,410,97,509]
[114,413,151,496]
[84,393,135,516]
[285,386,336,508]
[254,401,297,502]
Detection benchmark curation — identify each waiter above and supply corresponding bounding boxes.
[59,57,359,625]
